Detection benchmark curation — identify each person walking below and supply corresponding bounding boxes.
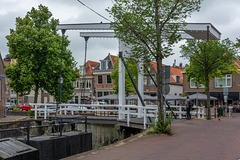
[185,96,192,120]
[228,103,233,118]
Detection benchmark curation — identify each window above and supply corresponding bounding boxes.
[107,75,112,84]
[144,76,147,85]
[101,61,107,70]
[80,80,85,89]
[149,75,155,85]
[176,76,180,83]
[75,96,78,104]
[215,74,232,88]
[104,92,109,96]
[97,92,102,97]
[73,81,79,88]
[86,80,92,89]
[190,79,204,88]
[98,75,103,84]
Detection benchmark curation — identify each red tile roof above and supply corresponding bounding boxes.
[85,60,99,75]
[110,55,117,64]
[234,59,240,69]
[149,62,184,84]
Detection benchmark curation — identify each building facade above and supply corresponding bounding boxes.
[73,60,99,104]
[93,53,116,104]
[183,59,240,106]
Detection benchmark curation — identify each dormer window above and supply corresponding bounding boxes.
[176,76,180,83]
[101,61,108,70]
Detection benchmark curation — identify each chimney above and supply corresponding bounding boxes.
[179,62,183,69]
[173,59,176,67]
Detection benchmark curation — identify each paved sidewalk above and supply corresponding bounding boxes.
[63,113,240,160]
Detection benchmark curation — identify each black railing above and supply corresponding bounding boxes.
[0,116,88,144]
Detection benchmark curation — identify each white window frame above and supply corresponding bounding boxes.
[80,80,85,89]
[86,80,92,89]
[190,79,204,88]
[73,81,79,88]
[215,74,232,88]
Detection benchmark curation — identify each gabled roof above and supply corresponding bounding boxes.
[149,62,184,84]
[84,60,99,75]
[94,53,117,71]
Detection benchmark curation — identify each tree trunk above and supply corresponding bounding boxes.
[205,74,211,120]
[157,56,163,120]
[155,0,164,120]
[34,83,39,103]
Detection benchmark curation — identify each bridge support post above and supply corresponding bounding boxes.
[137,61,144,118]
[118,40,128,120]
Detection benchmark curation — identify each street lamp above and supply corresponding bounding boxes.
[56,29,66,116]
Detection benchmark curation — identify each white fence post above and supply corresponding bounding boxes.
[202,107,205,119]
[179,106,182,119]
[34,105,37,120]
[127,107,130,126]
[143,108,146,129]
[44,105,47,120]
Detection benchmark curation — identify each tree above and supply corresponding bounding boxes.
[6,62,32,106]
[6,5,79,103]
[111,56,138,96]
[107,0,202,124]
[180,39,239,120]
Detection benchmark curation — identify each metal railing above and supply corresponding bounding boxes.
[30,103,205,129]
[0,116,87,144]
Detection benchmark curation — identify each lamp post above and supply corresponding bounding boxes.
[56,29,66,116]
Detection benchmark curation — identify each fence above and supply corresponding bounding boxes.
[30,103,205,129]
[0,116,88,144]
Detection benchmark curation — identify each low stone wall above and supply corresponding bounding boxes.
[6,110,29,116]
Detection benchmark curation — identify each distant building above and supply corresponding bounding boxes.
[73,60,99,104]
[182,59,240,106]
[93,53,117,104]
[144,62,184,97]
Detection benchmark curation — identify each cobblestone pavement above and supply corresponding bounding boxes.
[63,113,240,160]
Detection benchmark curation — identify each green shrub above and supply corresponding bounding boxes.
[148,111,173,135]
[13,107,20,111]
[27,110,35,116]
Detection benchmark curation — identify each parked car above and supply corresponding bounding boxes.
[39,102,57,109]
[5,102,16,110]
[19,103,33,111]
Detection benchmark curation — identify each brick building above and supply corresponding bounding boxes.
[73,60,99,104]
[93,53,116,104]
[183,59,240,106]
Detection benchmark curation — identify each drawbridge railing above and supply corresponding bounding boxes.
[30,103,205,129]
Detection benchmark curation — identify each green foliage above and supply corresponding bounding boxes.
[27,110,35,116]
[111,56,138,96]
[6,5,79,103]
[181,39,239,119]
[181,39,239,86]
[107,0,202,120]
[147,112,173,135]
[13,107,20,111]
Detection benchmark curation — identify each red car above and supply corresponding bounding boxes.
[19,103,33,111]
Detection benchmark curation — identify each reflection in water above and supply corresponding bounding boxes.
[76,124,120,148]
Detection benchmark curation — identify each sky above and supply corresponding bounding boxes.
[0,0,240,67]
